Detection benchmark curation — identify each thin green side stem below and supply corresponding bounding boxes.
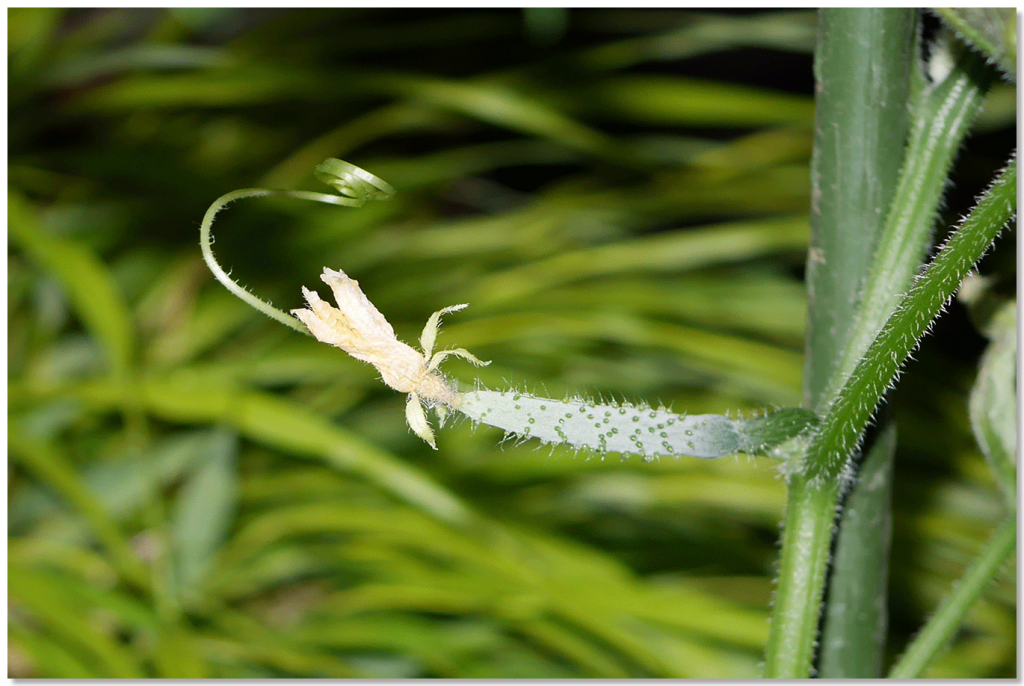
[804,154,1016,485]
[199,158,395,334]
[199,188,360,335]
[825,42,992,405]
[888,514,1017,678]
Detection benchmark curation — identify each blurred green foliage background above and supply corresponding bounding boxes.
[8,8,1016,677]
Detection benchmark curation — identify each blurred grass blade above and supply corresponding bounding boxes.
[10,430,216,529]
[8,190,134,376]
[8,567,146,678]
[373,73,627,160]
[205,608,363,677]
[171,429,240,601]
[67,372,473,525]
[574,11,816,72]
[888,514,1017,678]
[261,103,462,188]
[8,424,148,588]
[512,618,630,677]
[86,432,208,518]
[583,75,814,127]
[523,7,568,45]
[154,628,208,678]
[8,7,64,78]
[40,44,232,86]
[66,67,323,110]
[470,216,809,305]
[9,624,97,678]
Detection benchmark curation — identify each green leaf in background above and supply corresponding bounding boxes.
[968,300,1017,502]
[818,423,896,677]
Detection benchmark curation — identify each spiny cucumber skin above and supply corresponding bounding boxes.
[457,389,741,459]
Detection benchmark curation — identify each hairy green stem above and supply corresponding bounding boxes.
[803,154,1016,485]
[764,476,842,677]
[765,9,915,677]
[201,188,310,335]
[933,8,1016,81]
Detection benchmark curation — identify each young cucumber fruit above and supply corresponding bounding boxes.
[457,389,818,460]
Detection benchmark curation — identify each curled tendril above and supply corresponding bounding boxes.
[199,159,395,334]
[314,158,396,202]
